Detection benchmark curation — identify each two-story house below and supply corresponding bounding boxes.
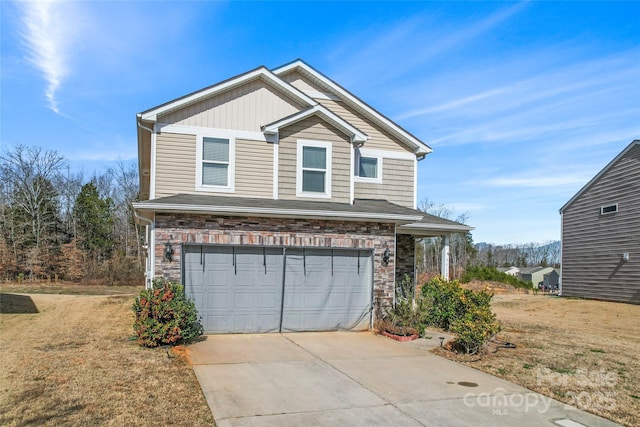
[133,59,472,334]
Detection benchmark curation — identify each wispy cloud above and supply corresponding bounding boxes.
[18,0,79,114]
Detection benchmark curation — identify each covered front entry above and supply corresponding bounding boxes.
[183,245,373,334]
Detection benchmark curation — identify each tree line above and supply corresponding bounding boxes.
[415,198,561,279]
[0,145,144,284]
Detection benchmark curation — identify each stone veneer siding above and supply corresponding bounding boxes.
[395,234,416,286]
[154,213,396,319]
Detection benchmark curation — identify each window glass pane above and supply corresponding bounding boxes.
[203,137,229,162]
[359,157,378,178]
[202,163,228,186]
[302,146,326,169]
[302,170,325,192]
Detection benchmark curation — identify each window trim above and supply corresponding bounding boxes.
[195,133,235,193]
[600,203,618,215]
[296,139,332,199]
[354,148,383,184]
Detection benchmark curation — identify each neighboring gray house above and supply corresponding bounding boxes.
[559,140,640,304]
[132,60,472,334]
[519,266,554,288]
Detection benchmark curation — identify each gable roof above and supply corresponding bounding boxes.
[262,105,368,144]
[137,66,315,122]
[560,139,640,213]
[273,59,433,156]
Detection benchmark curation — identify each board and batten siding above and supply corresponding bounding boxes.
[355,158,415,208]
[154,133,273,199]
[280,71,326,94]
[278,115,351,204]
[279,71,416,155]
[157,78,303,132]
[561,143,640,304]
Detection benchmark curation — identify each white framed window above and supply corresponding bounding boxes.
[600,204,618,215]
[196,134,235,193]
[354,148,382,183]
[296,139,332,198]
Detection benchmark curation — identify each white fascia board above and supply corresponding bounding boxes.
[397,222,474,235]
[157,123,268,142]
[131,202,423,223]
[139,67,315,122]
[263,105,367,144]
[273,60,432,155]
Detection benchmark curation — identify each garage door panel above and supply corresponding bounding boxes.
[282,249,372,332]
[184,245,284,334]
[185,245,372,334]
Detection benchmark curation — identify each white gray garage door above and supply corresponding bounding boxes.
[183,245,373,334]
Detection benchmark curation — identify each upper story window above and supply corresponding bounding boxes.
[196,134,235,193]
[354,148,382,183]
[297,140,332,198]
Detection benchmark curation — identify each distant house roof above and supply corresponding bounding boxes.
[560,139,640,213]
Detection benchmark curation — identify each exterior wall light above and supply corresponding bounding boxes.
[164,241,174,262]
[382,247,390,266]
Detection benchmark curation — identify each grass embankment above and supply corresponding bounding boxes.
[0,284,215,426]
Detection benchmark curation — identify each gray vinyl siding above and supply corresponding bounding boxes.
[154,133,273,199]
[561,143,640,304]
[157,78,303,132]
[278,115,351,203]
[355,158,415,208]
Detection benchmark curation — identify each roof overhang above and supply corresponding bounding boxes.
[273,59,433,157]
[132,201,422,223]
[262,105,368,144]
[397,222,474,237]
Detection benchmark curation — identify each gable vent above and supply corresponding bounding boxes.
[600,204,618,215]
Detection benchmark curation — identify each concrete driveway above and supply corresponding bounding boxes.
[188,332,619,427]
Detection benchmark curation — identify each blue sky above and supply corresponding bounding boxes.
[1,1,638,244]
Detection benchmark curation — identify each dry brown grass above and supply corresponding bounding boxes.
[434,291,640,427]
[0,288,215,426]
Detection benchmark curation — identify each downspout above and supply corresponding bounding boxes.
[137,118,154,134]
[134,210,154,289]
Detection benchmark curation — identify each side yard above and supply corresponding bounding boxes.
[435,293,640,427]
[0,288,214,426]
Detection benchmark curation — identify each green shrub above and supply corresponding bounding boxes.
[132,279,203,347]
[461,265,532,290]
[421,276,500,354]
[450,305,500,354]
